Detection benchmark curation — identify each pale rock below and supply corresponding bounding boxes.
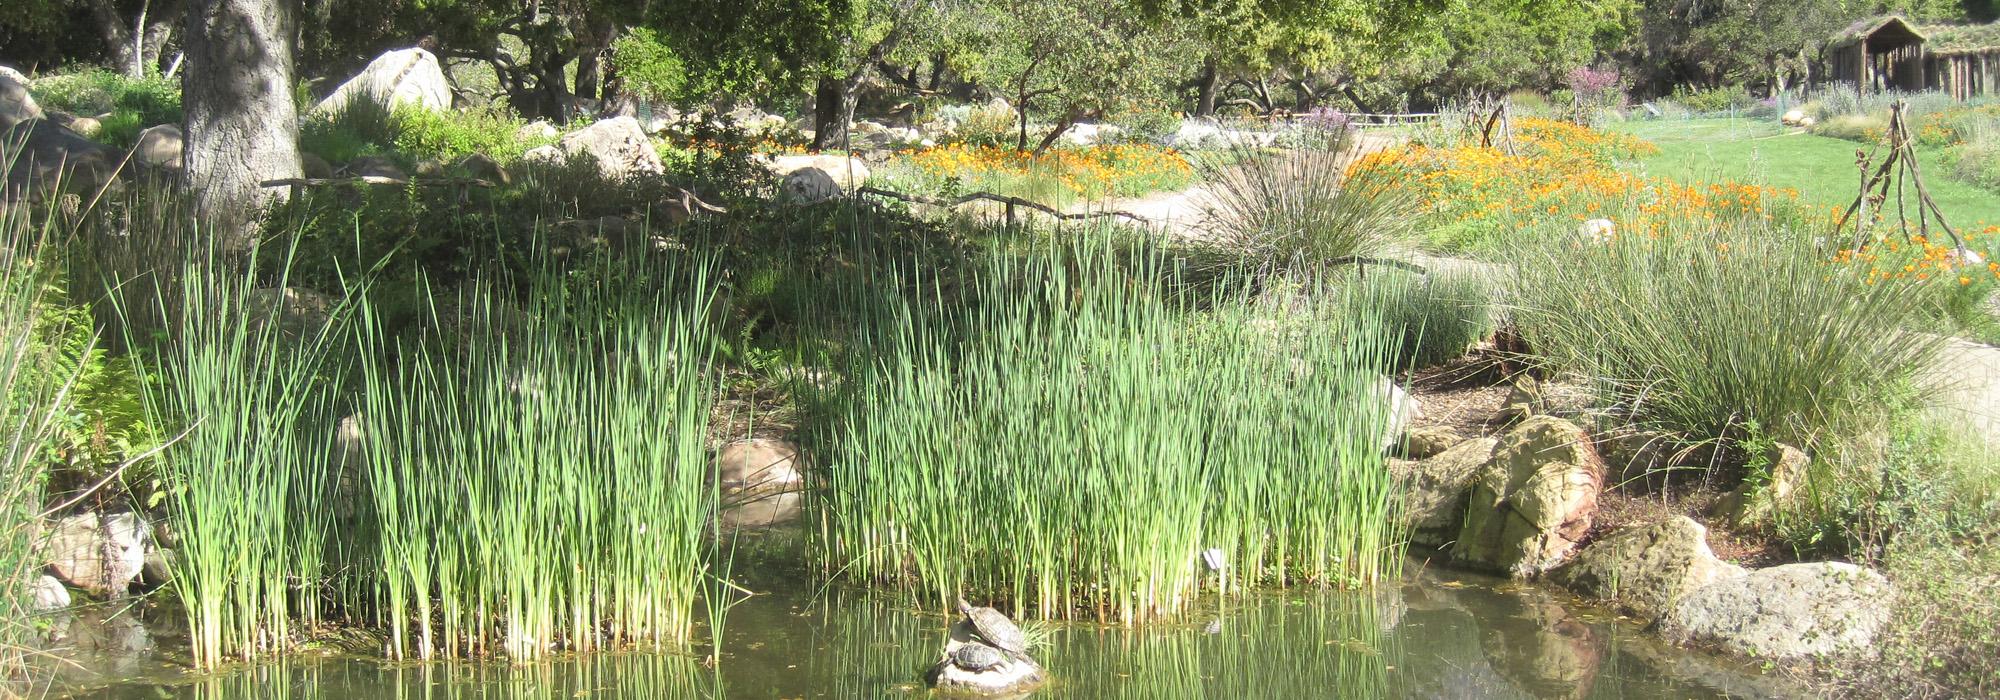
[131,124,183,171]
[715,438,805,529]
[1710,442,1809,532]
[1395,437,1500,547]
[45,512,150,597]
[764,154,870,191]
[1401,425,1464,460]
[0,65,42,130]
[1657,562,1892,659]
[1547,517,1746,623]
[517,120,560,141]
[1452,416,1603,577]
[310,48,451,117]
[1780,109,1807,127]
[29,574,70,612]
[557,116,663,181]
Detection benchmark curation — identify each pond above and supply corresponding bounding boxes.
[36,564,1798,699]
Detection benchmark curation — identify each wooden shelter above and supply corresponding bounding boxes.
[1824,15,2000,100]
[1923,24,2000,100]
[1826,16,1930,94]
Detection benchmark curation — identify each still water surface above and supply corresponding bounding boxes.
[42,565,1796,699]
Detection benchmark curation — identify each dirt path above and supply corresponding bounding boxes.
[1926,338,2000,447]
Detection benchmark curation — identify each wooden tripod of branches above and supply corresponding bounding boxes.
[1835,101,1965,252]
[1462,96,1517,156]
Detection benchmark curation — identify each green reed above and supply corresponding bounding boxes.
[352,252,721,661]
[128,241,347,669]
[806,232,1405,623]
[0,204,86,692]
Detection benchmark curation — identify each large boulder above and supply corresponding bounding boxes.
[2,120,119,201]
[44,512,150,598]
[1452,416,1604,577]
[1656,562,1892,659]
[131,124,184,171]
[0,66,42,130]
[1546,517,1746,623]
[310,48,451,117]
[780,168,843,203]
[715,438,805,530]
[1395,436,1498,547]
[557,116,663,181]
[1400,425,1463,460]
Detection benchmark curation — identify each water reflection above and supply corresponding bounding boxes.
[56,566,1796,699]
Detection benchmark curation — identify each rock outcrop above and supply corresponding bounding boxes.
[715,438,805,529]
[310,48,451,117]
[557,116,663,181]
[1709,442,1809,532]
[1547,517,1746,623]
[132,124,184,171]
[1396,436,1498,547]
[2,120,118,200]
[1656,562,1891,659]
[765,154,870,194]
[1453,416,1603,577]
[44,512,151,598]
[0,66,42,130]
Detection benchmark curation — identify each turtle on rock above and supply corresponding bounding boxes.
[949,643,1008,672]
[957,598,1029,655]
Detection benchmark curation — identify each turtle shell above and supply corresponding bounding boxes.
[950,643,1006,672]
[958,598,1028,654]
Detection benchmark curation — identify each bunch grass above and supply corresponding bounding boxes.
[1505,216,1944,450]
[1198,128,1418,275]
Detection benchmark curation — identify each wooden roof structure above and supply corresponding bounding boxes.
[1822,15,2000,100]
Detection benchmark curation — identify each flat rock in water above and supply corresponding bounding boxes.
[715,438,805,529]
[45,512,150,598]
[1547,516,1746,623]
[1656,561,1891,659]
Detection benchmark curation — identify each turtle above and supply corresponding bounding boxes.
[957,598,1029,655]
[949,643,1007,672]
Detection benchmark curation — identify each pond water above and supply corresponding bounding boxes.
[37,564,1798,700]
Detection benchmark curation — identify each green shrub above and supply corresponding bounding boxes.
[1671,84,1753,114]
[609,28,688,103]
[1506,217,1944,450]
[390,106,533,163]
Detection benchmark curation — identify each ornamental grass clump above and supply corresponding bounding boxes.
[806,233,1403,624]
[1348,269,1494,371]
[352,251,722,661]
[1506,216,1944,449]
[1200,128,1418,274]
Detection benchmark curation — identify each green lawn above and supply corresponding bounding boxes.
[1614,118,2000,231]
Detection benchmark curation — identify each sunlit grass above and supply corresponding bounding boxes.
[805,232,1405,623]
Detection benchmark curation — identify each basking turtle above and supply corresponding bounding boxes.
[949,643,1007,672]
[957,598,1029,655]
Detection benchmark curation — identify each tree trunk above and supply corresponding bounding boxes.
[183,0,300,248]
[811,76,851,152]
[1031,113,1077,155]
[89,0,139,77]
[1194,58,1219,117]
[573,15,615,101]
[810,32,904,153]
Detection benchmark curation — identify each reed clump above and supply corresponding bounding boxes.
[352,253,723,661]
[806,233,1405,623]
